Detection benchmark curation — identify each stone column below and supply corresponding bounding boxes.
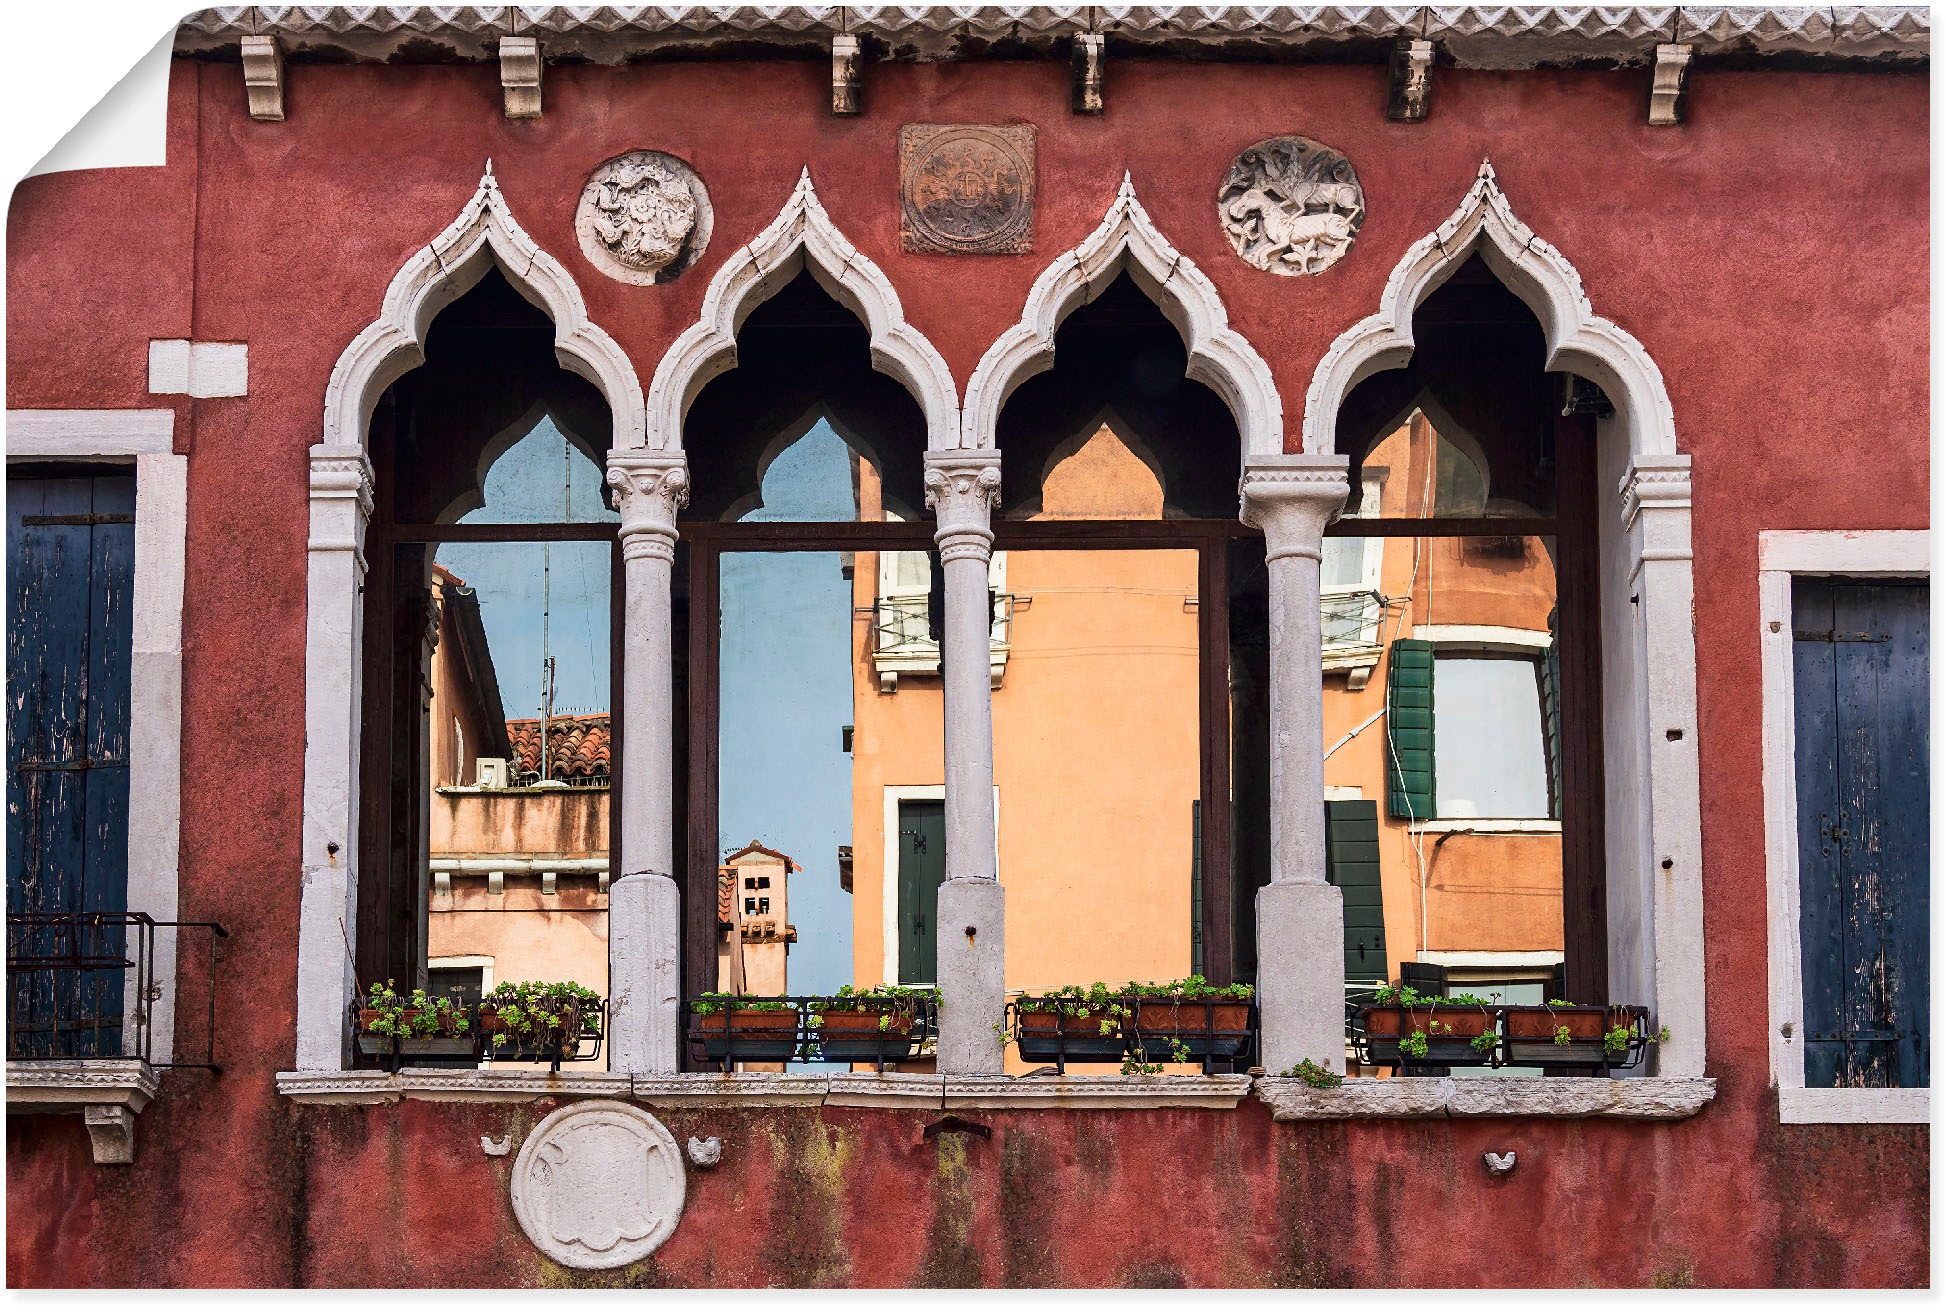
[295,445,374,1070]
[1240,454,1351,1076]
[924,450,1005,1074]
[604,453,689,1075]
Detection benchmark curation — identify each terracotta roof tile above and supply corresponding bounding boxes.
[505,714,610,781]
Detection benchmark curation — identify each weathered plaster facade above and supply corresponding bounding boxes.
[4,4,1929,1288]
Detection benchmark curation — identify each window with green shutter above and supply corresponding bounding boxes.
[1324,799,1386,985]
[1385,638,1435,819]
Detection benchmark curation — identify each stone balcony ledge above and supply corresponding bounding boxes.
[8,1059,161,1163]
[1254,1075,1718,1121]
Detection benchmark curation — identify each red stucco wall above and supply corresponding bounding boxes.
[4,50,1929,1288]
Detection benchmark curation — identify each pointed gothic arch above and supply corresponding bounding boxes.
[645,168,958,453]
[321,163,646,453]
[962,173,1283,458]
[1301,161,1677,459]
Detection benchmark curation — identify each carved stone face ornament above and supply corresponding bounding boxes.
[1218,136,1365,276]
[576,151,712,285]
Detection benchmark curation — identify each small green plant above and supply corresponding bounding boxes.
[816,983,939,1030]
[1469,1028,1498,1055]
[1283,1058,1343,1089]
[360,980,470,1039]
[481,980,602,1051]
[1605,1021,1672,1056]
[1400,1029,1430,1060]
[1121,974,1255,1003]
[1015,982,1133,1035]
[688,993,796,1016]
[1553,1024,1574,1046]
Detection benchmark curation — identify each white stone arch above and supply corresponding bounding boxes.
[1301,160,1676,459]
[962,173,1284,458]
[322,162,646,453]
[646,168,958,453]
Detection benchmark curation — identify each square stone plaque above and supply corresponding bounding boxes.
[899,124,1036,255]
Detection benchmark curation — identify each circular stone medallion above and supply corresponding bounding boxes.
[1217,135,1365,276]
[509,1100,686,1269]
[575,151,712,285]
[900,124,1036,255]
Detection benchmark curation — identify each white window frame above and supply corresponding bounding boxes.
[871,526,1010,692]
[5,409,187,1069]
[1320,469,1387,683]
[1412,624,1559,829]
[1759,529,1930,1125]
[426,954,495,994]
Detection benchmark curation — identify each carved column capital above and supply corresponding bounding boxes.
[1619,454,1693,524]
[1239,455,1351,562]
[606,454,689,563]
[924,450,1003,564]
[308,443,374,568]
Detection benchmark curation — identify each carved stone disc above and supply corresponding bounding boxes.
[1218,135,1364,276]
[900,124,1036,255]
[509,1100,686,1269]
[575,151,712,285]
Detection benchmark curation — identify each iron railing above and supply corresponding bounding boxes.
[350,998,608,1074]
[5,911,228,1069]
[685,995,939,1073]
[1349,1001,1654,1075]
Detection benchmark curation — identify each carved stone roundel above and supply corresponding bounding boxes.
[576,151,712,285]
[509,1100,686,1269]
[1218,135,1365,276]
[900,124,1036,255]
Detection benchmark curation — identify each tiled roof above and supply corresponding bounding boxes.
[506,714,609,781]
[721,841,800,873]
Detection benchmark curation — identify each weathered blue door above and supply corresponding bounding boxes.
[6,472,135,1058]
[1792,578,1929,1088]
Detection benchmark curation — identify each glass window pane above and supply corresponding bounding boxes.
[1432,657,1550,818]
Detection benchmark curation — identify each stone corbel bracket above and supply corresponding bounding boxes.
[241,34,285,121]
[1072,33,1105,114]
[1388,39,1434,121]
[1648,43,1695,125]
[832,34,862,115]
[7,1059,160,1165]
[501,36,542,119]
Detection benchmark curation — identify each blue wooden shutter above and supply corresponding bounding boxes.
[1385,639,1435,819]
[6,472,136,1058]
[1792,578,1930,1088]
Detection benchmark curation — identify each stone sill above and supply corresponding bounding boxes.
[7,1059,160,1164]
[275,1069,1252,1109]
[277,1069,1715,1119]
[1255,1075,1717,1120]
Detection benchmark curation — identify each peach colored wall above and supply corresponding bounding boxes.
[428,883,609,1070]
[1321,415,1563,973]
[429,788,608,859]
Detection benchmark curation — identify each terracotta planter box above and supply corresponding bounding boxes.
[1015,1007,1126,1063]
[1131,999,1253,1060]
[355,1007,471,1057]
[815,1008,918,1063]
[1359,1004,1496,1066]
[695,1008,801,1062]
[1504,1005,1626,1066]
[479,1007,593,1062]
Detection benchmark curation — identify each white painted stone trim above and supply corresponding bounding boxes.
[297,166,646,1072]
[426,954,495,991]
[1302,161,1677,462]
[1408,819,1561,835]
[1418,950,1563,968]
[1255,1075,1716,1120]
[6,408,174,457]
[5,412,187,1070]
[945,1074,1252,1110]
[1410,623,1552,653]
[1758,528,1930,1126]
[964,173,1282,457]
[147,340,249,398]
[646,168,957,452]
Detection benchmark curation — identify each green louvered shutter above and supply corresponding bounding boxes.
[1539,639,1564,821]
[1324,800,1386,985]
[1385,639,1436,819]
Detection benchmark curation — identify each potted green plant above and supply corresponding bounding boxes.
[1013,983,1131,1064]
[1359,984,1498,1066]
[1503,1000,1660,1067]
[1125,975,1255,1062]
[478,980,603,1063]
[813,984,935,1063]
[354,981,473,1058]
[688,994,801,1062]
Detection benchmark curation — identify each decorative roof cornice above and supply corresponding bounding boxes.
[176,6,1927,68]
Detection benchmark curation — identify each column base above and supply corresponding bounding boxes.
[935,879,1005,1075]
[608,871,681,1074]
[1255,881,1346,1076]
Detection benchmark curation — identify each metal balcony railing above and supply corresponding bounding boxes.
[5,911,228,1069]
